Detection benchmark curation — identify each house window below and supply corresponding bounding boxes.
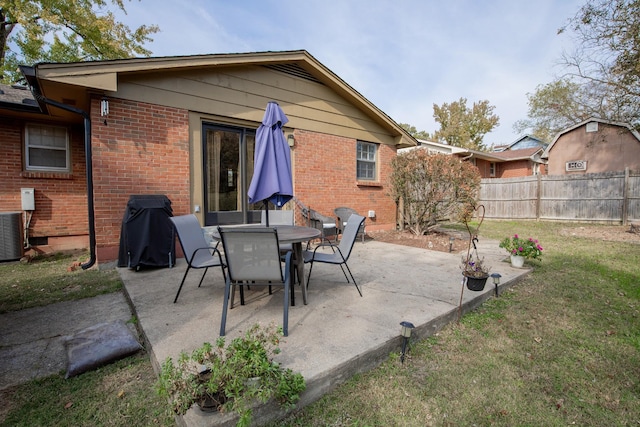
[489,162,496,177]
[25,124,70,171]
[356,141,377,180]
[586,122,598,133]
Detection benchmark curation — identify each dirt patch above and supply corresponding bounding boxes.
[367,229,469,253]
[558,224,640,244]
[368,224,640,253]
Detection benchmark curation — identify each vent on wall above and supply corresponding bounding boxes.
[0,212,23,261]
[263,64,324,85]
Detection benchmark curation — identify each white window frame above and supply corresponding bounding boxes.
[356,141,377,180]
[489,162,496,177]
[25,123,70,172]
[586,122,598,133]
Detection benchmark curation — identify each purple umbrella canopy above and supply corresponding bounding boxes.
[248,101,293,210]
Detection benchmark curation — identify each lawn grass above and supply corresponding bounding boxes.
[0,252,121,313]
[272,221,640,426]
[1,222,638,426]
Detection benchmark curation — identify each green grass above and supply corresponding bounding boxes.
[1,223,639,427]
[272,221,640,426]
[0,252,122,313]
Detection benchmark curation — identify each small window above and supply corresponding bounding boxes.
[489,162,496,177]
[25,124,70,171]
[586,122,598,133]
[356,141,377,180]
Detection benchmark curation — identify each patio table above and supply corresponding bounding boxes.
[203,225,321,306]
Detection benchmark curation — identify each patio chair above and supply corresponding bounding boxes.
[218,227,292,336]
[300,205,338,245]
[170,214,226,304]
[303,214,365,297]
[261,209,294,252]
[334,207,366,243]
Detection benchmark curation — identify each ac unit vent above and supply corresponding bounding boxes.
[0,212,23,261]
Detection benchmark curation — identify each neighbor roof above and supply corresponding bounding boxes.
[542,117,640,159]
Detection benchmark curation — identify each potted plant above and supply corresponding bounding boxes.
[157,323,306,427]
[460,252,490,291]
[499,234,543,268]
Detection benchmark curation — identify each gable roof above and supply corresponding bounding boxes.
[542,117,640,159]
[18,50,416,147]
[501,134,548,151]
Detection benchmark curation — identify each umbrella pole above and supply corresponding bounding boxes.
[264,201,269,227]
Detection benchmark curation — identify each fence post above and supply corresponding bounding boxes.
[622,167,630,226]
[536,173,542,221]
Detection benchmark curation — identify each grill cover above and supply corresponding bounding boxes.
[117,195,175,269]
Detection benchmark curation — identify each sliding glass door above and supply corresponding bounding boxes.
[202,124,258,225]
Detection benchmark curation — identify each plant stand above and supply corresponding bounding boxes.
[458,204,486,322]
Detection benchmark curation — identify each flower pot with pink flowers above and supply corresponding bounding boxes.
[499,234,543,268]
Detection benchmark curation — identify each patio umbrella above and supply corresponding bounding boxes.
[247,101,293,226]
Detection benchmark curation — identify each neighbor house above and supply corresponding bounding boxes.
[0,50,415,265]
[400,138,546,178]
[542,118,640,175]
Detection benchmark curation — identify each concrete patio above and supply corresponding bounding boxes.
[119,237,530,426]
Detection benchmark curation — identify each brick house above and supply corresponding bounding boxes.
[542,118,640,175]
[0,50,415,265]
[401,138,546,178]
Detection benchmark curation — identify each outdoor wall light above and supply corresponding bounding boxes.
[491,273,502,297]
[399,321,415,364]
[449,236,455,252]
[287,134,295,147]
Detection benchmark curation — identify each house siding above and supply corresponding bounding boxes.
[0,118,89,253]
[90,97,191,262]
[547,123,640,175]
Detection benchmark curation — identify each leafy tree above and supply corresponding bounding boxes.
[389,150,481,235]
[398,123,431,140]
[519,0,640,136]
[513,79,595,142]
[432,97,499,151]
[0,0,159,83]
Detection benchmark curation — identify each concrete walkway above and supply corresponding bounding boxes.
[118,237,529,426]
[0,292,133,389]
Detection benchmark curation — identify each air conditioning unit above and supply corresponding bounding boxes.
[0,212,23,261]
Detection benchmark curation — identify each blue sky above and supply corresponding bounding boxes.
[114,0,585,146]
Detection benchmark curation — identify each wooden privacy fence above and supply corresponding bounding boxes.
[479,168,640,224]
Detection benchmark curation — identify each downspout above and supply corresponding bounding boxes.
[32,94,97,270]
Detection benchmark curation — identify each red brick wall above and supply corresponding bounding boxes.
[292,130,397,231]
[90,97,190,262]
[499,160,532,178]
[0,118,89,252]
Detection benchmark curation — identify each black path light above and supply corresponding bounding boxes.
[491,273,502,296]
[400,321,415,364]
[449,236,455,252]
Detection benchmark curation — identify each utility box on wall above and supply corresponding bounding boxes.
[21,188,35,211]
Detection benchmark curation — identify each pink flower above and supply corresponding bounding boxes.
[514,234,518,238]
[518,246,524,252]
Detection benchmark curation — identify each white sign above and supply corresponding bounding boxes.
[566,160,587,171]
